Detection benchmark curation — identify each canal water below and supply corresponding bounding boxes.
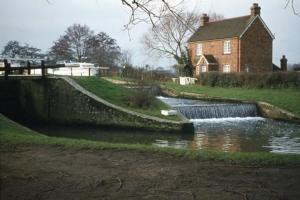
[25,97,300,154]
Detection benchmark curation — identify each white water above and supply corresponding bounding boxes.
[158,96,258,119]
[157,96,300,154]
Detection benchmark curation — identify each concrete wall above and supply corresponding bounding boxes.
[15,77,193,132]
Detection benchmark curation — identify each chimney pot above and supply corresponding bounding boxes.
[200,13,209,27]
[251,3,261,16]
[280,55,288,71]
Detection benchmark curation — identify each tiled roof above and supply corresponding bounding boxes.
[203,55,218,64]
[188,15,254,42]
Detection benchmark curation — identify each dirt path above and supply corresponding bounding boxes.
[1,146,300,200]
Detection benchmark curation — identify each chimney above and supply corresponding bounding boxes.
[251,3,261,16]
[200,13,209,27]
[280,55,288,71]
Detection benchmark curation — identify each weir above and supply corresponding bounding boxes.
[157,97,258,120]
[174,104,258,119]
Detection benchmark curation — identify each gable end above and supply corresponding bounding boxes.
[240,15,275,39]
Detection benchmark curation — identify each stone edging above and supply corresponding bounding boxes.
[60,77,194,132]
[161,87,300,123]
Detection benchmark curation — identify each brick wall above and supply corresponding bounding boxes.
[240,18,273,73]
[189,38,240,74]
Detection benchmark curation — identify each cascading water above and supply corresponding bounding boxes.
[155,97,300,154]
[157,96,258,119]
[174,104,257,119]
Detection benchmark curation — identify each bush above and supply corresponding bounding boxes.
[197,72,300,88]
[121,66,172,82]
[124,89,155,109]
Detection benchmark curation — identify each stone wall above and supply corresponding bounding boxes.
[0,80,22,119]
[15,77,193,132]
[257,102,300,123]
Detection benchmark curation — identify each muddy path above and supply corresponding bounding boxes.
[1,145,300,200]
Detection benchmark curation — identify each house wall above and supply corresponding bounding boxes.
[240,18,273,73]
[188,37,240,75]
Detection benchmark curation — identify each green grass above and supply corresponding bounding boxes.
[162,82,300,116]
[72,77,180,121]
[1,114,300,167]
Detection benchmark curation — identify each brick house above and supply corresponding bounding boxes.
[188,3,274,76]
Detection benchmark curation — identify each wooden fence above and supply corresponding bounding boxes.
[0,59,65,80]
[0,59,107,80]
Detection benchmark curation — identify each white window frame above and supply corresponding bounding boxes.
[195,66,200,75]
[223,64,230,73]
[223,40,231,54]
[196,43,203,56]
[201,65,207,73]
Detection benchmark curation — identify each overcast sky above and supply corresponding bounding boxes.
[0,0,299,68]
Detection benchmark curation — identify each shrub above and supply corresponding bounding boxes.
[121,66,172,82]
[124,89,155,109]
[197,72,300,88]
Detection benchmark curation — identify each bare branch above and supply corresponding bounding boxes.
[46,0,53,5]
[121,0,189,30]
[285,0,299,16]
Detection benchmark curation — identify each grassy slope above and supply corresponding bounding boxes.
[162,82,300,116]
[1,114,300,166]
[72,77,180,121]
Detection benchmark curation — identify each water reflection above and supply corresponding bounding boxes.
[150,117,300,154]
[26,117,300,154]
[21,96,300,154]
[155,97,300,154]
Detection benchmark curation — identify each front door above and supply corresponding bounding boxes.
[201,65,207,73]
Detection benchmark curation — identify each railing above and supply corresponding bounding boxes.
[0,59,65,80]
[0,59,100,80]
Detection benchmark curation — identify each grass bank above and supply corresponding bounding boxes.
[72,77,180,121]
[162,82,300,116]
[1,114,300,167]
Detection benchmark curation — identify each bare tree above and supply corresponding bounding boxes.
[209,12,225,22]
[120,49,133,67]
[142,11,199,65]
[86,32,121,67]
[142,12,224,65]
[49,24,121,66]
[121,0,188,30]
[45,1,298,31]
[285,0,299,15]
[65,24,93,62]
[2,40,43,59]
[49,35,73,61]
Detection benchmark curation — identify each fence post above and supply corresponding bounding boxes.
[27,61,31,75]
[89,68,91,77]
[4,59,10,80]
[41,60,45,78]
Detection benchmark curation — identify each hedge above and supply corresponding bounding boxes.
[198,72,300,88]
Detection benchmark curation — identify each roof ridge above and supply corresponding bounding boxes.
[207,15,251,24]
[188,14,256,42]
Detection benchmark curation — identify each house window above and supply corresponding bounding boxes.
[201,66,207,72]
[196,66,200,75]
[223,64,230,73]
[196,43,203,56]
[223,40,231,54]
